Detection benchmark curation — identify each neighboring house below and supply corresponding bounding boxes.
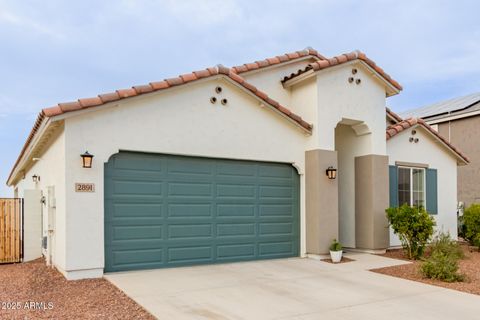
[402,92,480,207]
[6,48,467,280]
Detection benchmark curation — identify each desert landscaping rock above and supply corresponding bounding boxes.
[0,259,154,319]
[372,244,480,296]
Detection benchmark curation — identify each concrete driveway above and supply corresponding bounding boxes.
[105,253,480,319]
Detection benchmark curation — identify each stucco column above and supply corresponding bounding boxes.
[354,154,389,250]
[305,149,339,254]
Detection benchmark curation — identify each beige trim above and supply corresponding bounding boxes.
[395,161,429,168]
[305,149,339,254]
[355,154,389,250]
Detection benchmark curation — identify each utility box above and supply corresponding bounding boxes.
[42,236,48,250]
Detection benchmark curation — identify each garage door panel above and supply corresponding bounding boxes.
[217,244,255,259]
[167,158,214,176]
[112,156,164,172]
[168,224,213,239]
[167,246,213,263]
[259,204,293,217]
[259,222,294,236]
[258,164,294,178]
[216,223,256,237]
[216,204,256,217]
[259,186,293,199]
[167,203,212,217]
[113,225,162,241]
[109,218,164,227]
[259,242,295,257]
[111,203,163,218]
[113,248,164,267]
[105,152,299,272]
[216,162,256,177]
[168,182,212,197]
[113,180,163,196]
[216,184,256,198]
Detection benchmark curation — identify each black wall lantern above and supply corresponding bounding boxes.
[81,151,94,168]
[326,166,337,180]
[32,174,40,183]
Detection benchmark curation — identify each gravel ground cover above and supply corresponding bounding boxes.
[371,244,480,295]
[0,258,155,319]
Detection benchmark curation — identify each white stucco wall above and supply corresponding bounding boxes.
[242,59,313,108]
[387,128,459,246]
[290,78,319,151]
[14,128,66,268]
[61,77,311,278]
[316,62,388,155]
[23,189,42,261]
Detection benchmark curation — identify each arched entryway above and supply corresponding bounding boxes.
[335,118,372,248]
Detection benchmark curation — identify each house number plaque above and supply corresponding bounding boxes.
[75,183,95,193]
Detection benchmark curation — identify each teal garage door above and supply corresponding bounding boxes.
[104,152,300,272]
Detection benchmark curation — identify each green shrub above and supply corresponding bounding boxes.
[329,239,342,251]
[474,234,480,249]
[421,251,464,282]
[430,231,464,260]
[463,204,480,248]
[386,205,435,260]
[421,231,465,283]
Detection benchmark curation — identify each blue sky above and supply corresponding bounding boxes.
[1,0,479,196]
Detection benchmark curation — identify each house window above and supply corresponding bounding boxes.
[397,167,425,208]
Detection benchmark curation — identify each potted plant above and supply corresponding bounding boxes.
[329,239,343,263]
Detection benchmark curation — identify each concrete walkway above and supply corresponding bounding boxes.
[106,253,480,319]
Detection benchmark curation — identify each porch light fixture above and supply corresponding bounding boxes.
[326,166,337,180]
[32,174,40,183]
[81,151,94,168]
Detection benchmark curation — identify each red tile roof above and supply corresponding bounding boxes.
[7,64,315,185]
[281,50,403,91]
[386,107,403,122]
[42,65,312,131]
[6,112,46,185]
[231,48,326,74]
[386,118,469,163]
[6,48,409,185]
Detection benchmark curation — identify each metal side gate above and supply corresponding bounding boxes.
[0,198,23,263]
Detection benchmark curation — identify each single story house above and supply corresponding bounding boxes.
[7,48,468,280]
[401,92,480,207]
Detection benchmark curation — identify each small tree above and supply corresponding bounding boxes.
[463,204,480,249]
[386,204,435,260]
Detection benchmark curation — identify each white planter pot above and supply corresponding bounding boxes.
[330,250,343,263]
